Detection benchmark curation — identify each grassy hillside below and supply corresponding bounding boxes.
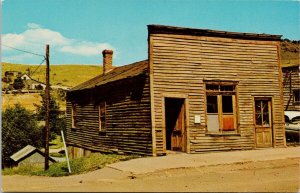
[2,93,42,111]
[1,63,103,87]
[281,40,300,67]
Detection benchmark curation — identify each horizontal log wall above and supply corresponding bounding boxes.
[66,74,152,156]
[282,66,300,111]
[149,33,285,154]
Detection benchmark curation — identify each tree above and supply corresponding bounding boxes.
[35,92,66,139]
[2,104,43,166]
[2,76,12,83]
[12,77,25,90]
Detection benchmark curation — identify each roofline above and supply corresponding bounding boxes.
[69,59,148,92]
[148,24,282,41]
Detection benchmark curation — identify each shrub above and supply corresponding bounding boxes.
[2,104,43,167]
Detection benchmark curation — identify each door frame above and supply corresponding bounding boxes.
[253,96,274,148]
[161,93,190,153]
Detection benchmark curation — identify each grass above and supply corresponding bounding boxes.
[2,93,42,111]
[281,40,300,67]
[49,135,64,149]
[2,62,103,87]
[2,153,140,177]
[50,152,65,157]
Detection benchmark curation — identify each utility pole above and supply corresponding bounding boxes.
[44,44,50,170]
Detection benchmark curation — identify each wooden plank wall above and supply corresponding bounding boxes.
[66,74,152,156]
[282,66,300,111]
[149,33,285,154]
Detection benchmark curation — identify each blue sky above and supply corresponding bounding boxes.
[2,0,300,66]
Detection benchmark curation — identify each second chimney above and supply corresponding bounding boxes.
[102,49,113,74]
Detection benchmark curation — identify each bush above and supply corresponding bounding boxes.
[35,92,66,139]
[12,77,25,90]
[2,104,43,167]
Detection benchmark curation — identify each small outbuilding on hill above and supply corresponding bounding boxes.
[10,145,56,167]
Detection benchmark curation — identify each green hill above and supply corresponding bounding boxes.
[281,40,300,67]
[1,63,103,87]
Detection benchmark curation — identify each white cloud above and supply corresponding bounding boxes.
[27,23,42,29]
[2,23,115,59]
[60,42,113,56]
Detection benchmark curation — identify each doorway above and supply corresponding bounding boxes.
[254,98,273,148]
[164,98,186,152]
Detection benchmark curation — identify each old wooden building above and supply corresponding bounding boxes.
[66,25,285,157]
[282,64,300,111]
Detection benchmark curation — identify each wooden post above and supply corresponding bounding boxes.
[44,44,50,170]
[61,130,71,173]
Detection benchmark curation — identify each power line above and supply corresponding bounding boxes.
[30,58,46,76]
[3,44,45,58]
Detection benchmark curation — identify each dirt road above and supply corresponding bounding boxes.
[2,158,299,192]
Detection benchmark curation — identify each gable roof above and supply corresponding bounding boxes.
[21,73,46,85]
[10,145,37,162]
[70,60,148,91]
[148,24,282,41]
[10,145,56,163]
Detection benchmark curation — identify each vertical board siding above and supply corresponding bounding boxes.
[66,74,152,155]
[150,34,285,154]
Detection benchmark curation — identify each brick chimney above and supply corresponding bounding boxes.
[102,49,113,74]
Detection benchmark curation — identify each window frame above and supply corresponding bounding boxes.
[71,103,77,128]
[98,102,106,132]
[293,89,300,104]
[205,82,238,134]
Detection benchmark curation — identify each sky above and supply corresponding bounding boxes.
[2,0,300,66]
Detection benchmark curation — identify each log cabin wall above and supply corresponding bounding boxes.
[148,26,285,155]
[66,73,152,157]
[282,66,300,111]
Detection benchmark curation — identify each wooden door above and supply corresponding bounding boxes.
[171,103,185,151]
[165,98,186,152]
[255,99,273,148]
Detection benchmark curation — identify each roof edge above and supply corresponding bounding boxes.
[148,24,282,41]
[69,59,148,92]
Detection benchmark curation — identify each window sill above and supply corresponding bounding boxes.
[206,133,241,136]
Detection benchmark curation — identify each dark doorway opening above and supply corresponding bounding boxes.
[165,98,186,152]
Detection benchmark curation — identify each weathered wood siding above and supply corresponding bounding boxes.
[149,33,285,154]
[282,66,300,111]
[66,74,152,156]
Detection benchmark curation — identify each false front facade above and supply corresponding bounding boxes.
[66,25,285,157]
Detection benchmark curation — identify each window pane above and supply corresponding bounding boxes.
[255,101,262,125]
[99,102,106,131]
[206,84,219,91]
[255,101,261,113]
[207,96,218,113]
[262,101,268,113]
[222,95,233,113]
[263,113,269,125]
[207,114,219,131]
[262,101,269,125]
[294,90,300,102]
[220,85,234,92]
[255,113,262,125]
